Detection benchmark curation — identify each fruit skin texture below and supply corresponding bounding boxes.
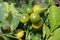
[33,4,42,14]
[26,7,32,14]
[20,14,29,23]
[30,13,40,23]
[32,20,43,29]
[15,29,24,38]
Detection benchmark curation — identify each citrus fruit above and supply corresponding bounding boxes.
[26,7,32,14]
[32,20,43,29]
[15,29,24,38]
[30,13,40,23]
[33,4,42,14]
[20,14,29,23]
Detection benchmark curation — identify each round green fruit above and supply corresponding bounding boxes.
[30,13,40,23]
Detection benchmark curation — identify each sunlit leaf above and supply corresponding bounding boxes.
[43,24,50,39]
[10,3,18,17]
[0,3,5,21]
[48,28,60,40]
[3,2,10,13]
[49,5,60,31]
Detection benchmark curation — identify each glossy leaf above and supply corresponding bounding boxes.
[49,5,60,31]
[43,24,50,39]
[48,28,60,40]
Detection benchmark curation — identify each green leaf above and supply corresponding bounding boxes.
[10,16,19,31]
[8,3,20,31]
[34,34,41,40]
[3,2,10,13]
[18,4,27,14]
[53,28,60,36]
[2,20,9,30]
[7,12,13,23]
[46,0,54,5]
[41,1,48,8]
[49,5,60,31]
[2,36,10,40]
[43,24,50,39]
[0,3,5,21]
[29,33,41,40]
[28,0,33,7]
[48,28,60,40]
[10,3,18,17]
